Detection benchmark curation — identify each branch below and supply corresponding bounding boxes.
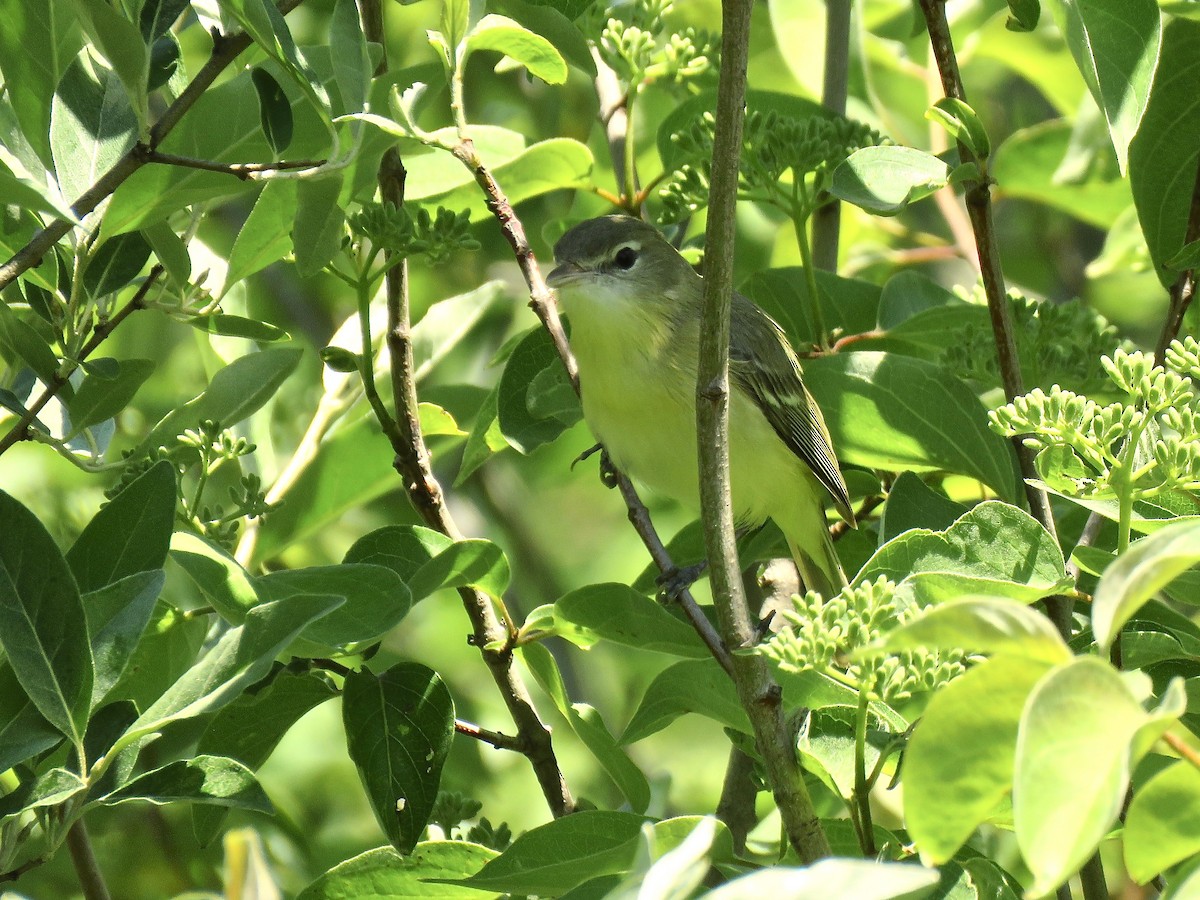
[137,148,325,181]
[811,0,852,271]
[1164,730,1200,770]
[0,267,163,456]
[0,0,306,292]
[1155,157,1200,366]
[697,0,830,864]
[455,719,524,752]
[66,821,111,900]
[915,0,1067,632]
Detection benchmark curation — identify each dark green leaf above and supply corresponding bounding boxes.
[407,539,510,602]
[0,663,61,772]
[0,300,64,388]
[70,0,149,128]
[297,843,499,900]
[293,174,346,278]
[830,146,951,216]
[1005,0,1041,30]
[143,221,191,287]
[50,57,137,203]
[0,489,92,747]
[100,754,272,812]
[188,314,289,343]
[330,0,370,116]
[318,346,360,372]
[621,659,750,744]
[104,598,207,713]
[554,583,708,658]
[82,231,152,298]
[343,525,452,585]
[251,67,293,154]
[497,326,579,454]
[878,471,967,544]
[1165,238,1200,271]
[343,663,455,853]
[66,357,154,433]
[84,569,165,708]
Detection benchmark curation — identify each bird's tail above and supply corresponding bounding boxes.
[781,501,848,600]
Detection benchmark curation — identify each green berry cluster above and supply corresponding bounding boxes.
[596,0,718,88]
[348,203,480,263]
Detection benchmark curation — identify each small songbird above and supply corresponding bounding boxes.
[546,215,854,598]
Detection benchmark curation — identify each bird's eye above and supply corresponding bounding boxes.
[613,246,639,270]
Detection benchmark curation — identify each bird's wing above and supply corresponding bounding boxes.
[728,293,855,524]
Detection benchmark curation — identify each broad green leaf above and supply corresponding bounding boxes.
[70,0,149,129]
[50,58,138,203]
[138,347,303,452]
[520,643,651,814]
[117,594,343,751]
[497,326,579,454]
[224,180,298,292]
[99,755,271,812]
[342,663,454,854]
[0,663,62,772]
[1129,19,1200,285]
[0,301,61,387]
[798,707,891,800]
[0,490,92,748]
[878,471,967,544]
[874,596,1071,664]
[293,174,346,278]
[297,843,500,900]
[444,811,645,895]
[905,656,1050,864]
[804,353,1020,502]
[0,199,61,292]
[1093,518,1200,651]
[418,403,464,436]
[82,231,152,298]
[330,0,370,116]
[464,14,568,84]
[493,0,595,77]
[707,859,940,900]
[1043,0,1161,173]
[1124,761,1200,883]
[456,380,506,484]
[188,314,290,343]
[926,98,991,159]
[170,531,259,623]
[743,268,881,350]
[554,583,708,658]
[1015,657,1157,895]
[104,598,207,713]
[0,0,81,166]
[221,0,329,114]
[620,659,750,744]
[993,121,1133,228]
[254,564,411,649]
[1165,238,1200,271]
[251,67,293,154]
[193,669,337,845]
[856,501,1071,604]
[0,161,79,224]
[830,146,951,216]
[408,539,511,602]
[1005,0,1041,30]
[0,767,86,820]
[66,357,154,433]
[344,525,452,584]
[84,569,165,707]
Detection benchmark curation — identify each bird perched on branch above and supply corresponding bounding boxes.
[547,215,854,598]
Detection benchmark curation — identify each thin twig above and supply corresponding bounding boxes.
[697,0,830,864]
[66,821,111,900]
[0,267,164,456]
[0,0,307,293]
[455,719,523,752]
[1164,730,1200,770]
[830,494,884,540]
[137,148,325,181]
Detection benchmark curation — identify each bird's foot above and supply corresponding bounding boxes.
[571,443,619,489]
[657,560,708,600]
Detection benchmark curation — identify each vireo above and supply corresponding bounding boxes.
[547,215,854,598]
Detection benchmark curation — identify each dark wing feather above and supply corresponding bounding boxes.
[728,293,854,523]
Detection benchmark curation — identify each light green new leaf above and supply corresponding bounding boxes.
[554,583,708,658]
[225,180,298,292]
[342,663,454,854]
[464,14,568,84]
[50,58,138,203]
[926,98,991,159]
[830,146,951,216]
[1043,0,1161,173]
[0,490,93,749]
[297,843,499,900]
[905,656,1050,864]
[1092,519,1200,651]
[294,174,346,278]
[0,768,86,821]
[99,755,272,811]
[1124,761,1200,883]
[620,659,750,745]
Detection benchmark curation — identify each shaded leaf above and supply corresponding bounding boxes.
[830,146,950,216]
[170,531,259,623]
[50,57,137,203]
[66,357,154,433]
[294,174,345,278]
[100,754,272,812]
[621,659,750,744]
[84,569,165,707]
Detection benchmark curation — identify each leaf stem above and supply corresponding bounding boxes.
[853,688,876,855]
[66,821,111,900]
[136,148,325,180]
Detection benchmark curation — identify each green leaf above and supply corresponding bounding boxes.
[118,594,343,750]
[1015,657,1171,896]
[170,531,259,623]
[1165,238,1200,271]
[926,98,991,159]
[497,326,579,454]
[1124,760,1200,883]
[407,539,511,602]
[803,352,1020,501]
[0,0,81,166]
[343,525,450,583]
[1130,19,1200,285]
[464,14,568,84]
[193,669,337,845]
[221,0,328,115]
[294,174,346,278]
[0,489,92,748]
[1092,519,1200,651]
[50,57,138,203]
[0,301,61,388]
[0,196,61,292]
[187,314,290,343]
[138,348,303,452]
[519,643,651,814]
[878,471,967,544]
[707,859,940,900]
[857,501,1072,604]
[621,659,750,745]
[1043,0,1161,173]
[0,767,86,820]
[553,583,708,658]
[224,180,298,292]
[82,231,152,299]
[0,663,62,773]
[104,598,207,713]
[254,564,411,650]
[330,0,370,116]
[143,221,191,287]
[418,403,464,436]
[342,663,454,854]
[1005,0,1041,31]
[873,596,1071,664]
[456,380,506,484]
[493,0,595,77]
[251,67,294,154]
[830,146,951,216]
[905,655,1050,864]
[297,843,500,900]
[799,708,892,801]
[99,755,271,812]
[84,569,165,708]
[70,0,149,128]
[443,811,645,895]
[66,357,154,433]
[0,160,79,224]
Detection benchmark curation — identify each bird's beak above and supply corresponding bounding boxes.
[546,260,585,288]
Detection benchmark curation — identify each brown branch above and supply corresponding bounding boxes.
[137,148,325,180]
[0,266,164,455]
[0,0,306,293]
[697,0,830,864]
[1163,730,1200,770]
[715,745,759,855]
[455,719,523,752]
[915,0,1067,634]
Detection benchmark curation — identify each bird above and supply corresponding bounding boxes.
[546,214,854,598]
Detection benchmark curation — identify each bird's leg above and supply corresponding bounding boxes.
[657,522,769,600]
[571,443,620,489]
